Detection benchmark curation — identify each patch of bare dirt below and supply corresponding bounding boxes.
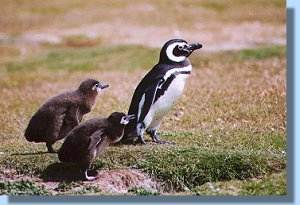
[0,168,160,195]
[89,169,159,193]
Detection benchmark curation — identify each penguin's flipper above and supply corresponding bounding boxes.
[154,73,177,103]
[138,73,178,122]
[137,79,163,124]
[123,64,169,142]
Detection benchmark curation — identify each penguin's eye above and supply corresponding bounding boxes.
[178,45,184,50]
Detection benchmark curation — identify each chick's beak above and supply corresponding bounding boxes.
[120,114,136,125]
[99,84,109,89]
[125,114,136,121]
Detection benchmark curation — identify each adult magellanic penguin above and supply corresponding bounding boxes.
[25,79,109,153]
[122,39,202,144]
[58,112,135,180]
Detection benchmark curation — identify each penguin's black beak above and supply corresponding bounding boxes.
[187,43,202,51]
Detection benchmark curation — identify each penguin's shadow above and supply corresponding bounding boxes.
[114,139,153,146]
[41,162,83,182]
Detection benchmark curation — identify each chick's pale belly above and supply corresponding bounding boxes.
[145,74,189,128]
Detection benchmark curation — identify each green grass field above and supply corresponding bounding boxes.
[0,0,286,196]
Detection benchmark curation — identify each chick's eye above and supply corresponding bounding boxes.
[92,84,98,90]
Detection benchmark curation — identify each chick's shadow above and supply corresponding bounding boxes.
[41,162,83,182]
[11,151,51,156]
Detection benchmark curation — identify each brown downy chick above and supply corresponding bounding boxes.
[58,112,135,180]
[25,79,109,153]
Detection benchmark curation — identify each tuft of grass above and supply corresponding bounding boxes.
[128,187,160,196]
[50,181,102,195]
[0,180,49,195]
[54,181,101,195]
[240,171,287,195]
[55,181,79,192]
[136,147,285,191]
[72,185,102,195]
[193,171,286,196]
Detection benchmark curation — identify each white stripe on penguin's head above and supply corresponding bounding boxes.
[166,42,187,62]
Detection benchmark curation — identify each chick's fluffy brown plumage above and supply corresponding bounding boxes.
[25,79,103,153]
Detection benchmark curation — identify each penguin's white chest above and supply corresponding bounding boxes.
[144,65,192,127]
[154,74,188,113]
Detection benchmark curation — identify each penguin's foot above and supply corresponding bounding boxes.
[147,129,160,143]
[46,143,56,153]
[146,130,176,145]
[151,134,161,143]
[132,135,146,145]
[136,123,146,144]
[83,170,98,181]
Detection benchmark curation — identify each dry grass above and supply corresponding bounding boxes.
[0,44,286,195]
